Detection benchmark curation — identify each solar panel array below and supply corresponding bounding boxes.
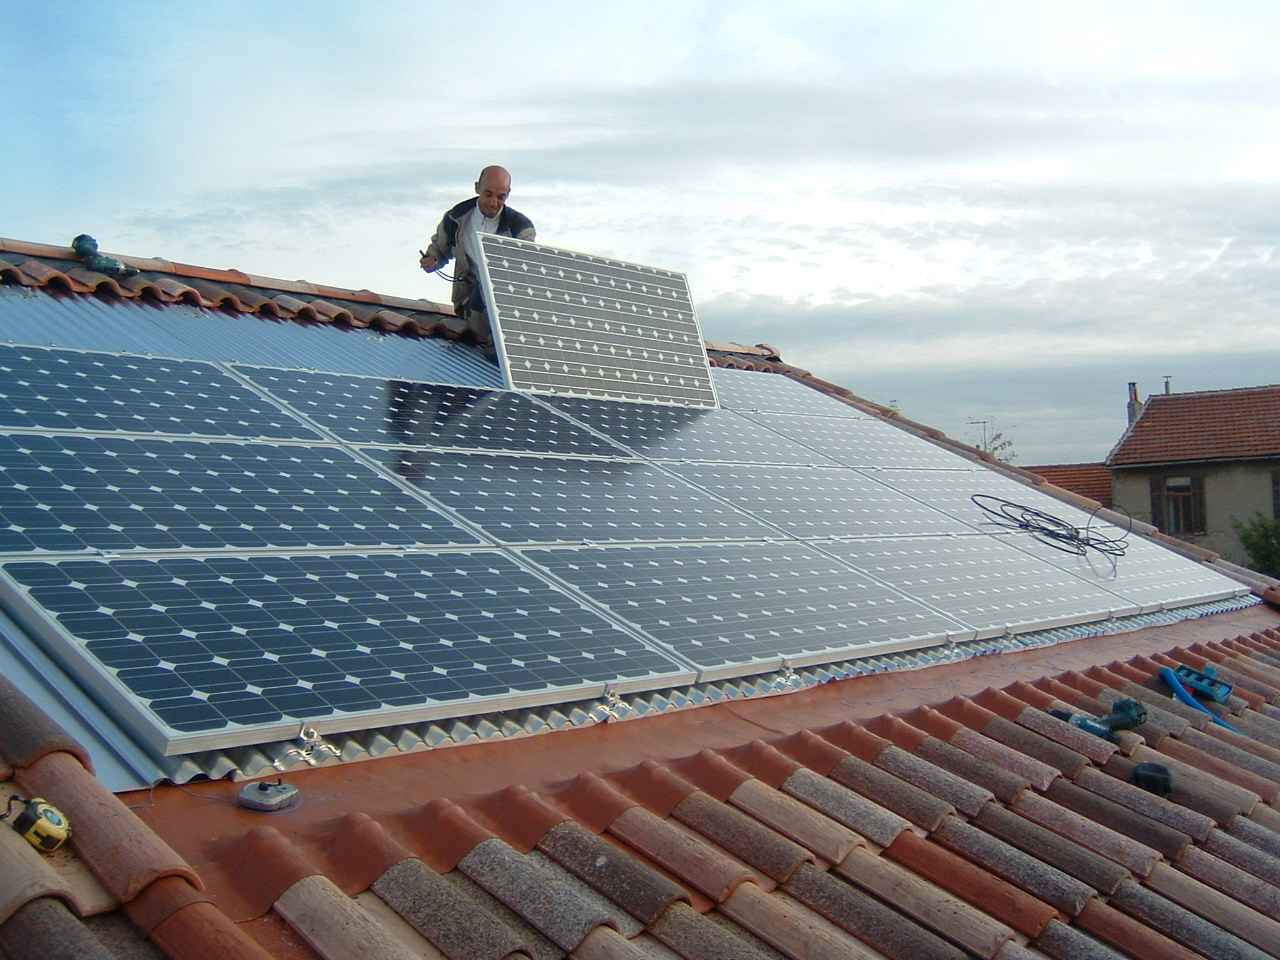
[478,236,718,408]
[0,342,1248,758]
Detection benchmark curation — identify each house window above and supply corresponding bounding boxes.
[1149,475,1206,536]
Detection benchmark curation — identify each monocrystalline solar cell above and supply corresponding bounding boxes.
[0,433,479,552]
[0,552,692,752]
[478,236,718,408]
[0,344,321,440]
[669,462,964,539]
[751,412,972,470]
[242,368,619,456]
[523,542,965,678]
[360,448,779,544]
[711,367,866,417]
[821,535,1140,633]
[545,395,840,464]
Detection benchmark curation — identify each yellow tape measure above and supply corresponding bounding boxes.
[3,796,71,853]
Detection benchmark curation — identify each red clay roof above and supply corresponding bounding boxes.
[7,607,1280,958]
[1024,463,1113,509]
[1108,385,1280,467]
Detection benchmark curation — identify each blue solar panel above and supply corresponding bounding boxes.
[0,433,478,552]
[242,368,619,456]
[362,449,779,544]
[0,344,321,440]
[1,552,692,751]
[523,542,965,677]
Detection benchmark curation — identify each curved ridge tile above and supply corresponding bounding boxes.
[1075,896,1205,960]
[273,874,426,960]
[0,897,116,960]
[458,838,638,951]
[14,752,200,904]
[1143,861,1280,955]
[782,861,966,960]
[974,804,1131,895]
[1175,844,1280,920]
[0,823,76,924]
[872,743,995,816]
[931,814,1096,917]
[1012,790,1163,877]
[537,819,689,925]
[0,674,92,772]
[606,805,754,903]
[726,778,862,866]
[672,790,813,883]
[1031,916,1134,960]
[1044,779,1192,861]
[1074,766,1216,841]
[778,766,909,848]
[647,900,775,960]
[828,753,954,831]
[834,846,1017,958]
[719,882,884,960]
[370,857,531,960]
[1108,877,1273,960]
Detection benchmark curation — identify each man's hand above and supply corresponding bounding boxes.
[419,251,440,273]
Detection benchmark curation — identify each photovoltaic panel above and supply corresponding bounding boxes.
[821,535,1141,633]
[360,449,779,544]
[523,542,966,678]
[1010,528,1246,611]
[669,462,964,539]
[478,235,718,408]
[0,434,479,552]
[545,396,840,465]
[242,368,619,456]
[711,367,866,417]
[752,412,973,470]
[0,552,693,752]
[0,344,322,441]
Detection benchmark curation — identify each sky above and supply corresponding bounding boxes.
[4,0,1278,463]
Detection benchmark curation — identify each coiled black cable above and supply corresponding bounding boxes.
[970,494,1130,560]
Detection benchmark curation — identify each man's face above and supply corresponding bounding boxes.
[475,172,511,218]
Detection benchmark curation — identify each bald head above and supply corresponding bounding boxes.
[475,166,512,218]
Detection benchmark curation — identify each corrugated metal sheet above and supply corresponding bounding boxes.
[0,285,503,387]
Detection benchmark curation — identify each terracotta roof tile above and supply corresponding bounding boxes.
[671,791,813,884]
[908,729,1033,804]
[272,874,425,960]
[1108,876,1273,959]
[1073,766,1216,841]
[834,846,1017,957]
[776,767,910,848]
[606,805,755,903]
[1144,861,1280,955]
[827,753,955,831]
[460,838,642,950]
[1075,896,1205,960]
[1202,827,1280,888]
[973,803,1131,894]
[931,814,1096,917]
[1011,789,1164,877]
[1023,463,1112,507]
[781,861,966,960]
[1108,384,1280,466]
[439,870,560,960]
[0,818,78,924]
[1031,916,1136,960]
[720,882,884,960]
[725,778,862,866]
[537,820,689,925]
[872,742,997,816]
[0,896,118,960]
[884,828,1061,937]
[369,857,530,960]
[0,675,92,772]
[1174,844,1280,920]
[647,899,773,960]
[1043,778,1192,861]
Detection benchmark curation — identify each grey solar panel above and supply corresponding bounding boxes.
[0,552,693,752]
[242,368,619,456]
[0,344,321,440]
[523,542,968,679]
[478,236,718,408]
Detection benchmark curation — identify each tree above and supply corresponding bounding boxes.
[965,417,1018,463]
[1232,513,1280,578]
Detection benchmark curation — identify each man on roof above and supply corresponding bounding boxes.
[419,165,535,351]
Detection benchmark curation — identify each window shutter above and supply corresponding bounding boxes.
[1190,475,1206,535]
[1149,476,1165,532]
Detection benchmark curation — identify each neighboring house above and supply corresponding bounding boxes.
[2,235,1280,960]
[1022,462,1112,509]
[1107,382,1280,568]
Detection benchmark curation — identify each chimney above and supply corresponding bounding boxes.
[1127,381,1143,424]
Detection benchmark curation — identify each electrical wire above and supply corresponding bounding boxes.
[970,494,1131,561]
